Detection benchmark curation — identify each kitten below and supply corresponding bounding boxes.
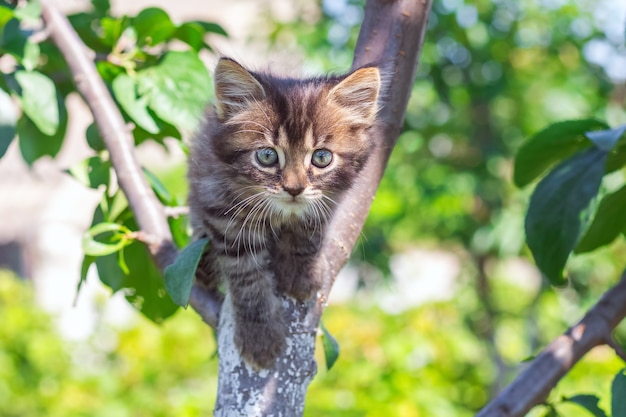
[187,57,381,369]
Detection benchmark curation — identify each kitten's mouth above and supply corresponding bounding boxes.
[281,196,305,208]
[273,194,308,217]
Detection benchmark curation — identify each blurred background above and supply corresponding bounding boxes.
[1,0,626,416]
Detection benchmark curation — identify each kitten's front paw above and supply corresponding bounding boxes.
[235,320,286,369]
[282,275,321,302]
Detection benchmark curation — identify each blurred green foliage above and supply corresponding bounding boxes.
[267,0,624,274]
[2,0,626,414]
[1,268,624,416]
[0,271,219,417]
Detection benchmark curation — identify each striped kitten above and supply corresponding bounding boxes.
[188,58,381,368]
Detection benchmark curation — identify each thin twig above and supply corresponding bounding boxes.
[164,206,190,218]
[39,0,221,326]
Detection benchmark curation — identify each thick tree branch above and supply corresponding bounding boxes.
[477,270,626,417]
[315,0,433,317]
[39,0,220,327]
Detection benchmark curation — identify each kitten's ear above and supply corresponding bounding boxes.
[214,58,266,120]
[328,67,381,124]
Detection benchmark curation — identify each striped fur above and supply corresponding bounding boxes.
[188,58,380,368]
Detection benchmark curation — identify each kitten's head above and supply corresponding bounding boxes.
[208,58,380,223]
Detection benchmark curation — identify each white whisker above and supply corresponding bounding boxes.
[321,194,339,208]
[235,195,270,266]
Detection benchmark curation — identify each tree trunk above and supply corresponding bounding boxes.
[214,296,317,416]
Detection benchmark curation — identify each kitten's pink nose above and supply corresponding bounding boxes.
[284,185,304,197]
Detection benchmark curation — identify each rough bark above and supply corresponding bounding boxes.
[214,296,317,416]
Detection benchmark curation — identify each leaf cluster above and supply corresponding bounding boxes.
[515,121,626,285]
[0,0,226,321]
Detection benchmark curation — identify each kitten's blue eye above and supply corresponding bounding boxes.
[256,148,278,167]
[311,149,333,168]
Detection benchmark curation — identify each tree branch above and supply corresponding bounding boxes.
[39,0,220,326]
[314,0,433,318]
[476,270,626,417]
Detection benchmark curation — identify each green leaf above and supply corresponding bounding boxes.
[164,238,208,307]
[86,123,106,151]
[100,16,129,47]
[95,253,125,291]
[169,213,190,248]
[67,12,112,53]
[21,40,39,71]
[96,60,125,84]
[606,144,626,173]
[143,167,173,204]
[541,407,561,417]
[612,369,626,417]
[133,7,176,46]
[13,0,41,24]
[320,321,340,370]
[67,156,110,189]
[0,87,16,158]
[137,50,211,131]
[0,5,14,29]
[525,147,606,285]
[15,70,59,136]
[564,395,608,417]
[107,193,131,224]
[16,106,66,165]
[575,185,626,253]
[514,119,609,187]
[123,239,179,323]
[77,255,96,296]
[1,17,23,55]
[112,73,159,134]
[191,20,228,37]
[82,222,133,257]
[132,116,182,144]
[585,124,626,151]
[91,0,110,16]
[89,205,125,291]
[87,156,110,188]
[171,20,226,51]
[173,22,206,51]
